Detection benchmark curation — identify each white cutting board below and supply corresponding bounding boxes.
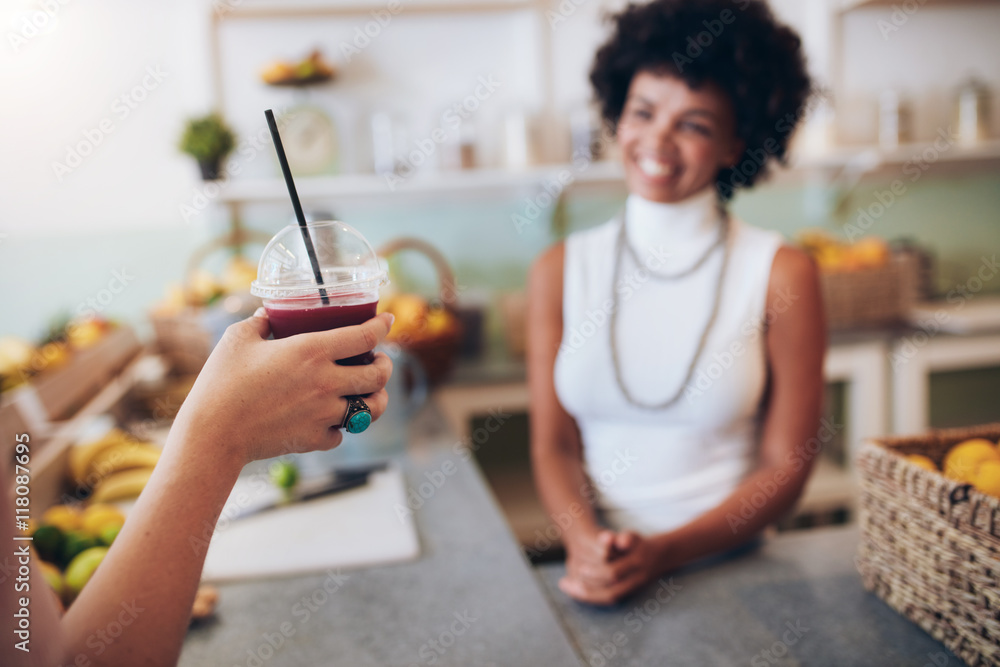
[201,466,420,582]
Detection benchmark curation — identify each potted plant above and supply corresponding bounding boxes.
[179,113,236,180]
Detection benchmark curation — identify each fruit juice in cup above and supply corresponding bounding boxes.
[251,220,388,365]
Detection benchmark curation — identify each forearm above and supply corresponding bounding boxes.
[531,445,601,544]
[60,418,242,666]
[650,461,810,573]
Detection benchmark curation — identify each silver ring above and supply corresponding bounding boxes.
[341,395,372,434]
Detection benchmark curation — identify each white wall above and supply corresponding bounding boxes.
[0,0,214,237]
[839,4,1000,144]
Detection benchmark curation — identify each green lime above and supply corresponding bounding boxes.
[61,531,98,568]
[98,523,121,546]
[32,525,65,564]
[65,547,108,597]
[269,461,299,491]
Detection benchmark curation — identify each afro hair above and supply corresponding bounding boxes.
[590,0,814,199]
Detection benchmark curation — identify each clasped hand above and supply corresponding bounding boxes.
[560,529,663,606]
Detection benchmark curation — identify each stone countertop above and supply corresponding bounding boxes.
[179,446,580,667]
[535,524,961,667]
[179,402,963,667]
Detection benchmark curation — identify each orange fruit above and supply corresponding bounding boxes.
[973,460,1000,498]
[905,454,937,472]
[943,439,1000,483]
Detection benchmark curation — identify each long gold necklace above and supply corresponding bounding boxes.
[609,208,731,410]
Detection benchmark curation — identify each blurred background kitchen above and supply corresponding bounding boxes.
[1,0,999,552]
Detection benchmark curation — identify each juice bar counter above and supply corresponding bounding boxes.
[180,444,960,667]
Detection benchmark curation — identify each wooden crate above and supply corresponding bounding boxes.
[29,326,143,422]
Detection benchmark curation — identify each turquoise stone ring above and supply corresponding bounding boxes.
[342,396,372,434]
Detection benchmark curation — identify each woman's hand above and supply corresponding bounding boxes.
[169,309,395,469]
[560,530,665,605]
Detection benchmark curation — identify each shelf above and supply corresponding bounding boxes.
[839,0,1000,11]
[215,0,539,19]
[216,138,1000,205]
[218,161,625,204]
[793,138,1000,172]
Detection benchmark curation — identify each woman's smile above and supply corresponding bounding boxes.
[617,71,743,203]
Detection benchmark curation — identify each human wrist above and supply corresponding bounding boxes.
[563,520,602,550]
[164,410,246,481]
[648,532,680,574]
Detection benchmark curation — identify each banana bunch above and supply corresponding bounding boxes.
[70,429,161,503]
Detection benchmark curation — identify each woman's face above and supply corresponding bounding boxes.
[617,71,743,203]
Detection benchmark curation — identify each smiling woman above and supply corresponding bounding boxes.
[528,0,825,606]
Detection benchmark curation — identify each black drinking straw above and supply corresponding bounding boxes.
[265,109,329,304]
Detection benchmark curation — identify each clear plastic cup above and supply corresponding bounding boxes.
[250,220,388,365]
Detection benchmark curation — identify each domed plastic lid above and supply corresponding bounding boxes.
[250,220,388,300]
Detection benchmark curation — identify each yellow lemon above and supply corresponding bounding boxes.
[38,561,65,598]
[943,439,1000,482]
[905,454,937,472]
[973,460,1000,498]
[40,505,82,533]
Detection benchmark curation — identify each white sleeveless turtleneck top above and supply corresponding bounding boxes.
[553,188,784,535]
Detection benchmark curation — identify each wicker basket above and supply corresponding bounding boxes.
[498,291,527,360]
[376,238,463,385]
[821,252,920,330]
[856,424,1000,667]
[150,228,269,375]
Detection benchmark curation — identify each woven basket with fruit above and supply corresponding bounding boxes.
[857,424,1000,666]
[797,230,920,331]
[150,228,271,375]
[376,238,463,385]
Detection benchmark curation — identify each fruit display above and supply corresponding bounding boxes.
[260,49,336,86]
[27,503,124,606]
[797,230,890,273]
[69,428,162,501]
[378,293,461,346]
[30,443,218,619]
[904,437,1000,498]
[0,317,115,394]
[152,255,258,316]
